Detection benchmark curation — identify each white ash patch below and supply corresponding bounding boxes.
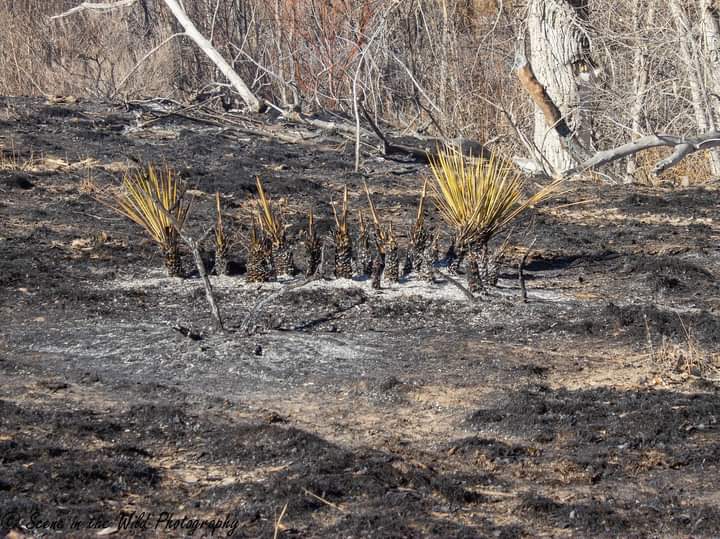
[104,271,471,302]
[99,268,584,305]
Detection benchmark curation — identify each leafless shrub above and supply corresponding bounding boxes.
[2,0,719,178]
[651,333,720,383]
[0,0,179,98]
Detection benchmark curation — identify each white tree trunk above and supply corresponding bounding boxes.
[669,0,720,175]
[160,0,263,112]
[625,0,655,183]
[699,0,720,130]
[527,0,592,171]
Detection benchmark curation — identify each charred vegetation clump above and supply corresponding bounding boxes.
[303,209,322,278]
[213,192,231,276]
[404,181,429,278]
[332,186,354,280]
[364,182,400,286]
[245,218,275,283]
[255,176,296,277]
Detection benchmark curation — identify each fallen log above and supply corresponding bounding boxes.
[360,104,492,162]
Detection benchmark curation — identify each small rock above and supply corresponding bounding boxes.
[253,344,263,356]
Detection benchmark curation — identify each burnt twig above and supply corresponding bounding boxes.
[519,237,537,303]
[150,191,225,332]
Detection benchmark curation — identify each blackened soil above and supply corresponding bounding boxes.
[1,97,720,538]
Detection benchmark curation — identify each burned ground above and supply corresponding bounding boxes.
[1,97,720,537]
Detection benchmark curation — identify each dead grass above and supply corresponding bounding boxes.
[635,147,714,186]
[0,140,37,171]
[647,317,720,383]
[0,0,180,98]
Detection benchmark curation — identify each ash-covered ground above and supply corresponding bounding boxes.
[2,97,720,538]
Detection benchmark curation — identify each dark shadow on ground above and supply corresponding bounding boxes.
[464,385,720,537]
[0,395,521,538]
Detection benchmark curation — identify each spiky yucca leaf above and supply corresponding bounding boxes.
[429,149,560,247]
[113,164,191,249]
[255,176,284,245]
[331,186,350,236]
[413,180,428,239]
[215,192,227,249]
[363,181,387,248]
[358,210,369,239]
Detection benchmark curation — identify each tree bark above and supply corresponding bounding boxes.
[527,0,593,171]
[699,0,720,138]
[669,0,720,175]
[625,0,655,183]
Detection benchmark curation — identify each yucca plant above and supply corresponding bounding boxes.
[482,234,511,287]
[429,148,560,291]
[246,218,274,283]
[109,164,192,277]
[384,223,400,283]
[304,209,322,277]
[255,177,295,276]
[445,236,464,275]
[332,186,353,279]
[214,192,231,276]
[419,232,440,282]
[355,211,373,277]
[364,182,400,284]
[404,181,429,276]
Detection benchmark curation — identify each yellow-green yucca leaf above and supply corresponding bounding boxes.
[331,185,350,236]
[255,176,284,244]
[363,181,388,244]
[429,148,561,246]
[113,164,192,250]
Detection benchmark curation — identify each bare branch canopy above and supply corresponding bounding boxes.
[51,0,264,113]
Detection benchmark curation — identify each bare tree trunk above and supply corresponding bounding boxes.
[625,0,655,183]
[527,0,593,171]
[699,0,720,151]
[161,0,264,112]
[670,0,710,132]
[669,0,720,175]
[699,0,720,91]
